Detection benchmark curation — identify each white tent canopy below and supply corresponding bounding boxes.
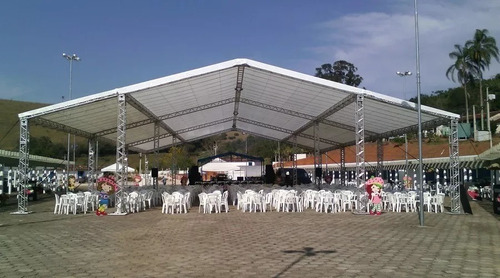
[101,163,135,173]
[19,58,459,153]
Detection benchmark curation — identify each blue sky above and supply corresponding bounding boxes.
[1,0,499,104]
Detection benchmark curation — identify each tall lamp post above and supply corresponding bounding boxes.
[397,71,412,187]
[62,53,80,190]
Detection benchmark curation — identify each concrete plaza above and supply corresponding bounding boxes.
[0,196,499,278]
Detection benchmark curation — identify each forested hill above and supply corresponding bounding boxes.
[409,74,500,116]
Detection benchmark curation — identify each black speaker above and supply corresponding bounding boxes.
[265,164,275,184]
[151,168,159,178]
[315,167,322,178]
[188,165,201,185]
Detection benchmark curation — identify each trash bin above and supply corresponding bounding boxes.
[493,184,500,215]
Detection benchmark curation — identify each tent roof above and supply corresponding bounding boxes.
[101,163,135,173]
[198,151,264,165]
[19,58,459,153]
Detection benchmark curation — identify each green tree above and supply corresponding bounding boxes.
[465,29,500,129]
[446,44,477,123]
[315,60,363,87]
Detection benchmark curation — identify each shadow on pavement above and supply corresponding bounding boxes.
[274,247,336,278]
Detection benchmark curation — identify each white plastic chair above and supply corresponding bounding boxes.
[219,191,229,213]
[54,194,62,214]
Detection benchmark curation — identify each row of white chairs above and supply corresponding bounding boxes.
[198,191,229,213]
[54,192,99,215]
[162,191,192,214]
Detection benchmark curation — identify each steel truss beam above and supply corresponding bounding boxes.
[14,118,29,214]
[240,97,377,136]
[355,94,365,187]
[364,94,457,120]
[87,138,96,191]
[237,117,340,147]
[449,119,461,213]
[95,98,235,137]
[321,118,450,153]
[282,94,357,142]
[232,65,245,129]
[377,138,383,177]
[114,93,127,214]
[127,95,186,143]
[340,147,346,186]
[31,117,94,138]
[22,94,115,119]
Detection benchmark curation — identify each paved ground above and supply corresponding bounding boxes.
[1,195,499,278]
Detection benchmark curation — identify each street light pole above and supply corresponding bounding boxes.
[397,71,412,188]
[414,0,425,226]
[62,53,80,190]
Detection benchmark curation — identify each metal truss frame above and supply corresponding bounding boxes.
[144,154,149,186]
[114,93,127,214]
[87,138,96,191]
[153,121,160,188]
[232,65,245,129]
[282,94,357,142]
[313,122,321,185]
[340,147,346,186]
[449,119,461,213]
[292,136,298,186]
[171,137,178,185]
[237,117,340,148]
[127,95,185,143]
[96,98,236,137]
[377,138,383,177]
[31,117,93,138]
[355,94,365,187]
[240,97,378,137]
[13,118,30,214]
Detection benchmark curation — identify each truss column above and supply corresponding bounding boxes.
[313,122,322,185]
[115,93,127,214]
[14,118,30,214]
[377,138,383,177]
[172,137,177,186]
[340,147,346,186]
[144,155,149,186]
[355,94,365,187]
[87,138,96,191]
[449,118,461,213]
[153,121,160,188]
[292,136,298,186]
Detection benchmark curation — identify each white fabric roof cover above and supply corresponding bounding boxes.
[19,58,459,153]
[101,163,135,173]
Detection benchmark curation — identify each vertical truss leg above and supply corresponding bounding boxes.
[449,119,461,213]
[377,138,383,177]
[87,138,96,191]
[313,122,321,186]
[278,141,282,168]
[340,147,346,186]
[113,93,127,215]
[172,137,177,186]
[153,121,160,189]
[292,136,298,186]
[12,118,30,214]
[144,155,149,186]
[355,94,365,188]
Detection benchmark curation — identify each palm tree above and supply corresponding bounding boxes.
[446,44,477,124]
[465,29,500,129]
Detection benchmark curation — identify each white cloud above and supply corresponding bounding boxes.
[307,0,500,99]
